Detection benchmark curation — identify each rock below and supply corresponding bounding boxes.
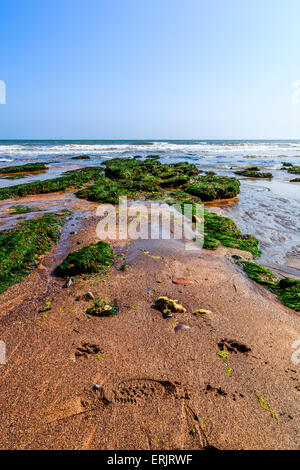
[63,276,76,288]
[83,291,95,301]
[194,309,211,315]
[172,279,193,285]
[93,384,100,390]
[232,254,242,260]
[155,296,186,314]
[174,324,190,332]
[119,264,130,271]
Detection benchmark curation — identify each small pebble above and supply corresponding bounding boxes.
[174,324,190,332]
[83,291,95,301]
[172,279,193,285]
[63,276,76,288]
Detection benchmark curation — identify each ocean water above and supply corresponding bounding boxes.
[1,139,300,166]
[0,140,299,277]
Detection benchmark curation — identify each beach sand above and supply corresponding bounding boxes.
[0,204,299,450]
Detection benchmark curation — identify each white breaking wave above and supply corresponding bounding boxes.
[1,141,300,163]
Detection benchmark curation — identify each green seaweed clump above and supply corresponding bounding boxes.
[103,157,199,185]
[76,181,129,204]
[234,167,273,178]
[86,299,119,317]
[0,167,106,200]
[239,261,277,286]
[0,211,69,294]
[203,210,261,257]
[184,174,240,201]
[55,241,114,277]
[0,163,47,174]
[281,163,300,175]
[9,205,41,215]
[172,201,260,256]
[256,393,279,423]
[239,261,300,311]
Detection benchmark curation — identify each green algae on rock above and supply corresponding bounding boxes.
[184,174,240,201]
[104,156,198,178]
[86,299,119,317]
[55,241,114,277]
[234,167,273,178]
[174,201,260,257]
[281,163,300,175]
[9,205,41,215]
[239,261,300,311]
[0,167,106,200]
[0,211,70,294]
[76,181,132,204]
[203,210,260,256]
[0,163,47,174]
[76,157,201,203]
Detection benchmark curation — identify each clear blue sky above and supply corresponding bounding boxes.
[0,0,300,139]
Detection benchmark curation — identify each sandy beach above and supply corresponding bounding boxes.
[0,197,299,450]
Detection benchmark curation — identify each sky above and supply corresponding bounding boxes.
[0,0,300,139]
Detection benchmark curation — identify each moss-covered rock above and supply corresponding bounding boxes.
[86,299,119,317]
[239,261,300,311]
[0,167,106,200]
[103,157,199,184]
[76,181,130,204]
[184,174,240,201]
[9,205,41,215]
[281,163,300,175]
[174,201,260,256]
[234,167,273,178]
[0,163,47,174]
[55,241,114,277]
[0,211,69,294]
[203,210,261,256]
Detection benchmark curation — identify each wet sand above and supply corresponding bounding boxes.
[0,203,299,450]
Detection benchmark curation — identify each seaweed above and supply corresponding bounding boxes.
[9,205,41,215]
[281,163,300,175]
[184,174,240,201]
[256,393,279,423]
[0,167,106,200]
[0,211,69,294]
[203,211,261,256]
[0,163,47,174]
[55,241,114,277]
[103,157,199,185]
[239,261,300,311]
[86,299,119,317]
[234,167,273,178]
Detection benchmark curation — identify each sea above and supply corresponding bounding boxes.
[0,140,299,277]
